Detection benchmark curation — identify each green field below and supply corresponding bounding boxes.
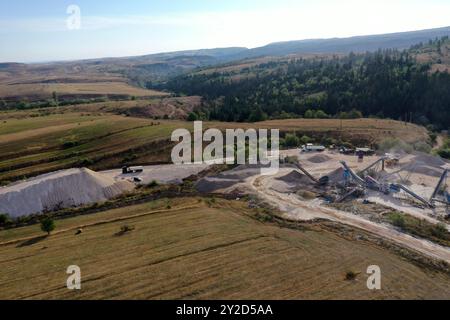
[0,197,449,300]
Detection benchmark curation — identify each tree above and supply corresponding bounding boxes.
[348,109,363,119]
[284,134,300,147]
[304,109,315,119]
[314,110,329,119]
[0,213,11,225]
[248,106,267,122]
[187,112,198,121]
[40,218,56,235]
[299,135,313,145]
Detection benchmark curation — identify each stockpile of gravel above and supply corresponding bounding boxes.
[307,154,332,163]
[0,168,135,218]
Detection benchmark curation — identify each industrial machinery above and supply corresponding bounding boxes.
[294,162,329,186]
[430,169,449,206]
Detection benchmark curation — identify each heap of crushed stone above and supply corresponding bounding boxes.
[307,154,332,163]
[0,168,135,218]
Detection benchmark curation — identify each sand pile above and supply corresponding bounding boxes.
[0,168,135,218]
[307,154,332,164]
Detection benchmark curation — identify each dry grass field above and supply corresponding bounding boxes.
[0,82,168,101]
[0,197,449,300]
[212,118,429,145]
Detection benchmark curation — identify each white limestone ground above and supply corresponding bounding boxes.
[0,168,135,218]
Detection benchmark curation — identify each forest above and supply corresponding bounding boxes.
[162,39,450,130]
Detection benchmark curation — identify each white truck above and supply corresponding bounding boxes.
[301,143,326,152]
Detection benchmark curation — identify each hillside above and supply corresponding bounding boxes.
[163,40,450,130]
[1,197,449,299]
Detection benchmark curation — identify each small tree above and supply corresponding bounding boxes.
[284,134,300,147]
[0,213,11,225]
[40,218,55,235]
[187,112,198,121]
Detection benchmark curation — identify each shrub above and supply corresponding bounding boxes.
[345,271,358,281]
[388,212,405,229]
[120,225,135,234]
[437,148,450,159]
[78,158,94,166]
[0,213,11,225]
[187,112,198,121]
[431,223,448,239]
[147,180,159,188]
[283,134,300,147]
[40,218,56,235]
[299,135,313,145]
[62,141,79,149]
[378,138,413,153]
[413,141,432,153]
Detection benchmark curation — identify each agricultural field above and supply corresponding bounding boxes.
[0,112,191,183]
[1,197,449,300]
[0,108,430,184]
[0,82,168,101]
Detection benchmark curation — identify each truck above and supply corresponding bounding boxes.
[122,166,144,174]
[301,143,326,152]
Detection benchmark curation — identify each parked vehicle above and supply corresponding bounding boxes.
[122,166,144,174]
[301,143,326,152]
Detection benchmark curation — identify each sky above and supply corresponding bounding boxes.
[1,0,450,62]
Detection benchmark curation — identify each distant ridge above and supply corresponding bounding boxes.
[227,26,450,60]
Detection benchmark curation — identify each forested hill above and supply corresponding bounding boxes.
[161,37,450,130]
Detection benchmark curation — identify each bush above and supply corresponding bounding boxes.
[147,180,159,188]
[388,213,405,229]
[431,223,448,239]
[78,158,94,166]
[345,271,358,281]
[413,141,432,153]
[187,112,198,121]
[299,135,313,145]
[0,213,11,225]
[378,138,413,153]
[283,134,300,147]
[40,218,56,235]
[437,148,450,159]
[120,225,135,234]
[62,141,79,149]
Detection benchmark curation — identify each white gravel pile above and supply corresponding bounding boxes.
[0,168,135,218]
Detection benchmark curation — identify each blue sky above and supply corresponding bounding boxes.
[1,0,450,62]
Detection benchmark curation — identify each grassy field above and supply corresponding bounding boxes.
[0,82,168,101]
[0,197,449,300]
[0,109,430,184]
[0,113,190,183]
